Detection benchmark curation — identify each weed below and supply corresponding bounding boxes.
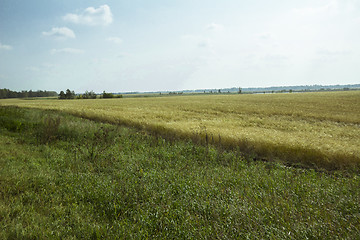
[39,116,61,144]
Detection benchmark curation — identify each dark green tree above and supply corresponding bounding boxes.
[65,89,75,99]
[59,91,66,99]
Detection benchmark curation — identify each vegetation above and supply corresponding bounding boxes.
[78,90,97,99]
[59,89,76,99]
[101,91,123,99]
[187,84,360,94]
[1,91,359,170]
[0,88,57,99]
[101,91,114,99]
[1,106,359,239]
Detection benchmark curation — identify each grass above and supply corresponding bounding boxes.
[1,91,360,170]
[1,106,360,239]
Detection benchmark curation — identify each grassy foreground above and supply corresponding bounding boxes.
[1,91,359,170]
[1,106,360,239]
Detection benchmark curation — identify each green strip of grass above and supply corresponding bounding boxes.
[1,106,359,239]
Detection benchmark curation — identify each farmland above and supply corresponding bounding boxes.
[1,91,359,170]
[1,106,359,239]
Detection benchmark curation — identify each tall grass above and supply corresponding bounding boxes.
[1,106,360,239]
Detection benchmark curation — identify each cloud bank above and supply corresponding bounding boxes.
[42,27,75,40]
[63,5,113,26]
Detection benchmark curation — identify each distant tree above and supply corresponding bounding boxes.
[0,89,8,99]
[0,88,57,99]
[82,91,89,99]
[20,91,28,98]
[102,91,114,98]
[238,87,242,94]
[65,89,75,99]
[82,90,97,99]
[65,89,71,98]
[59,91,66,99]
[59,89,75,99]
[89,91,97,99]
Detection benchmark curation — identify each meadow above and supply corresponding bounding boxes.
[0,106,359,239]
[1,91,359,170]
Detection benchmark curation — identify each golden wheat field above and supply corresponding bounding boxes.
[1,91,359,170]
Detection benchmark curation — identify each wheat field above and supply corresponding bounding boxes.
[1,91,359,170]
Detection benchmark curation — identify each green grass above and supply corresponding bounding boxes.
[1,106,359,239]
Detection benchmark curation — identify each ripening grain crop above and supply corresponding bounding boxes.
[1,91,359,170]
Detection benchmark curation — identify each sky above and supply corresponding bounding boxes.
[0,0,359,93]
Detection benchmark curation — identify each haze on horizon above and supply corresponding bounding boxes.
[1,0,359,93]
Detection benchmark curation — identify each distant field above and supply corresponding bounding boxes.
[1,91,359,170]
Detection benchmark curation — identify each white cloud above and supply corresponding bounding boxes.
[42,27,76,40]
[107,37,122,44]
[63,5,113,26]
[50,48,84,54]
[206,23,224,31]
[0,42,12,50]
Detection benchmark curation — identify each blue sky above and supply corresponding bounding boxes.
[0,0,359,93]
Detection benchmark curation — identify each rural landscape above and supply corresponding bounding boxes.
[1,89,360,239]
[1,0,360,239]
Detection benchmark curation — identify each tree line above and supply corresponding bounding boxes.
[58,90,122,99]
[0,89,58,99]
[100,91,122,99]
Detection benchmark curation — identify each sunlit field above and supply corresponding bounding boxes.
[1,106,359,239]
[1,91,359,170]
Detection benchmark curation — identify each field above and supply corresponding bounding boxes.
[1,106,359,239]
[1,91,360,170]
